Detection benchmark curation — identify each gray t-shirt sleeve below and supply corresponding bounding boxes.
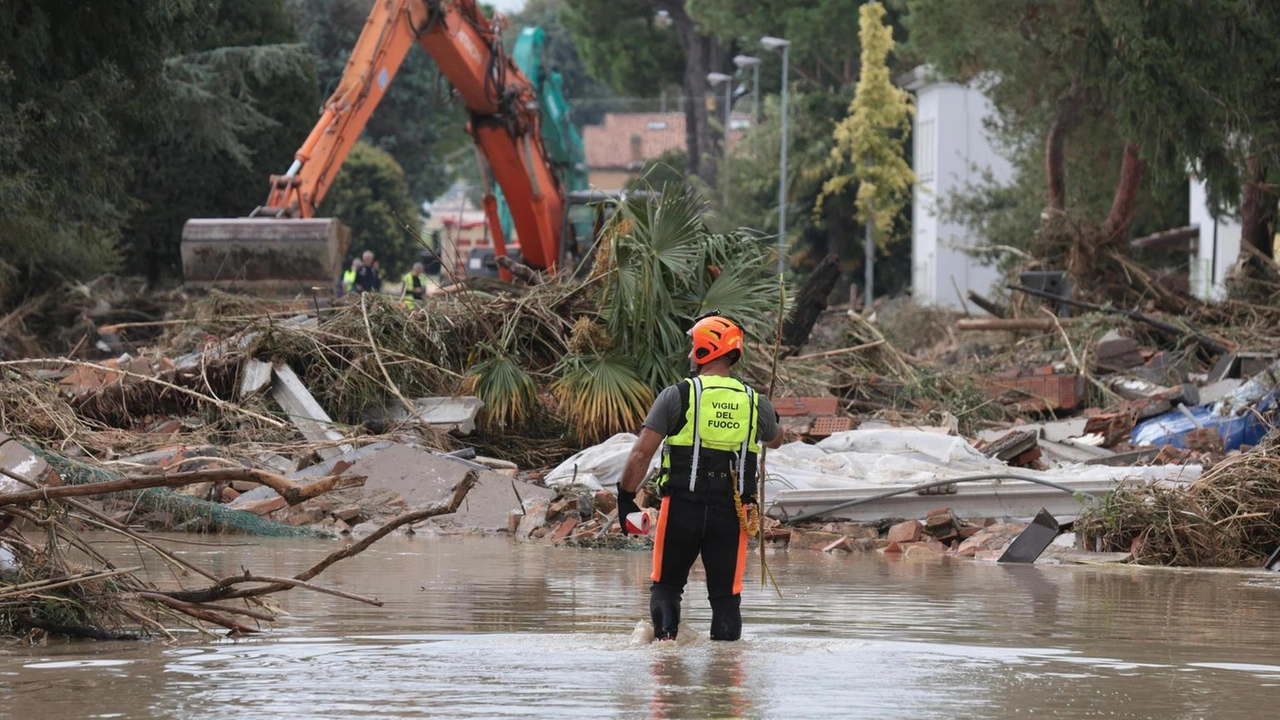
[755,394,780,443]
[643,384,686,436]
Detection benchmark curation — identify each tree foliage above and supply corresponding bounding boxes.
[561,0,684,98]
[0,0,208,298]
[820,2,914,245]
[903,0,1188,263]
[320,142,421,273]
[688,0,875,89]
[597,183,781,389]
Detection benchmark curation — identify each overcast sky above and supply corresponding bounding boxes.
[490,0,527,12]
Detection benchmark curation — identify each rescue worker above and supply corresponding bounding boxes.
[340,258,361,298]
[616,313,782,642]
[401,262,427,308]
[354,250,381,293]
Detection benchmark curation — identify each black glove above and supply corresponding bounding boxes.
[617,487,641,535]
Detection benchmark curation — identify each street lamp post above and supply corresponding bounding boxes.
[707,71,734,211]
[761,36,790,276]
[733,54,761,126]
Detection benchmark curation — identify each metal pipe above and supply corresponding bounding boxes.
[777,44,789,276]
[865,152,874,309]
[723,79,732,211]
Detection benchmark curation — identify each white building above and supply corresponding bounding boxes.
[1188,178,1242,302]
[904,69,1013,311]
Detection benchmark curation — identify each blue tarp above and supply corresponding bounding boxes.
[1132,390,1279,451]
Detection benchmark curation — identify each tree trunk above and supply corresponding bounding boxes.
[1240,157,1277,262]
[1101,142,1145,246]
[1045,79,1083,211]
[660,1,730,183]
[781,253,841,354]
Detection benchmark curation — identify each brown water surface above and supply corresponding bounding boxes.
[2,534,1279,719]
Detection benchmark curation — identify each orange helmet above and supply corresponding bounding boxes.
[688,314,744,365]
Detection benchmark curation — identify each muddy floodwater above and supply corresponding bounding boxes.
[3,535,1280,719]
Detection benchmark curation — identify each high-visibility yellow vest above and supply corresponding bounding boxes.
[342,269,356,292]
[401,272,423,308]
[657,375,761,498]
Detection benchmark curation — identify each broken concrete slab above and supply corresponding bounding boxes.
[364,397,485,435]
[344,443,552,531]
[239,358,273,398]
[270,363,351,460]
[1037,533,1132,565]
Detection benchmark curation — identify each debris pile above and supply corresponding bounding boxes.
[1079,430,1280,566]
[0,434,478,640]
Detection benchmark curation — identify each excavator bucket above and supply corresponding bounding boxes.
[180,218,351,295]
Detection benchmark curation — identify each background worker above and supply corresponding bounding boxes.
[616,314,783,642]
[354,250,381,293]
[340,258,361,298]
[401,262,427,308]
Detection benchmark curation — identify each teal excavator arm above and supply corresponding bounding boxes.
[495,27,589,256]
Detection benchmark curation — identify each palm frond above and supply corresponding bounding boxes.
[463,354,539,431]
[593,186,785,391]
[553,353,654,445]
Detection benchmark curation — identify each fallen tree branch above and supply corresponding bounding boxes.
[966,291,1008,318]
[0,467,365,508]
[139,592,260,634]
[957,318,1068,332]
[495,255,542,286]
[135,592,275,622]
[163,573,383,607]
[1007,284,1230,356]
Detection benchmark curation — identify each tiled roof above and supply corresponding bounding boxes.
[583,112,748,170]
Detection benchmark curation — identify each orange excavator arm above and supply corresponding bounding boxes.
[258,0,564,272]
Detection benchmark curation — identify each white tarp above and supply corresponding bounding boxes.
[544,429,1202,501]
